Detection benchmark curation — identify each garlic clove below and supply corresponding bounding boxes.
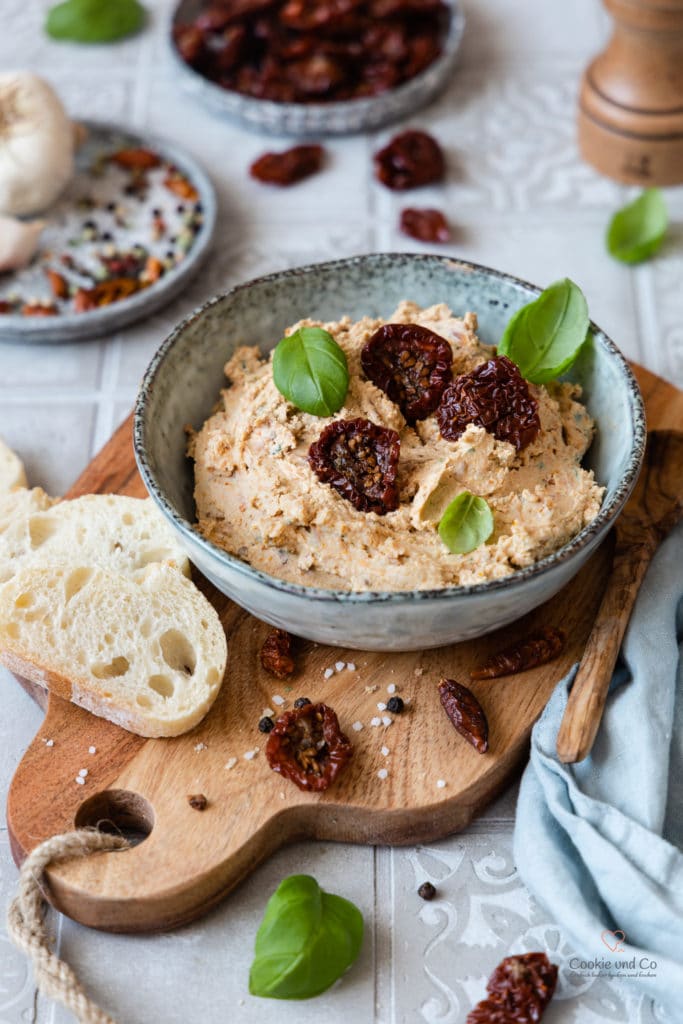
[0,72,75,217]
[0,216,46,273]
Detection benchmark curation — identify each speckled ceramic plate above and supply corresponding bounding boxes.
[168,0,465,136]
[0,121,216,345]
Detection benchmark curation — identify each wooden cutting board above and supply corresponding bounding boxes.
[5,364,682,934]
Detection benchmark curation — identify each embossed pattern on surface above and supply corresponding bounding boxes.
[0,0,680,1020]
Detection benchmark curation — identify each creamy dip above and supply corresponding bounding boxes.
[189,302,603,591]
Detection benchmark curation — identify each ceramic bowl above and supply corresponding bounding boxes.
[168,0,465,136]
[134,253,645,652]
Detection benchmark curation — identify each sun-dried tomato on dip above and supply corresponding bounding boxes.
[265,702,353,791]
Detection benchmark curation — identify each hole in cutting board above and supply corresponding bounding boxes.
[75,789,154,847]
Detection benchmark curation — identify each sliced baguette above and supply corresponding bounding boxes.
[0,438,27,493]
[0,493,190,584]
[0,563,227,737]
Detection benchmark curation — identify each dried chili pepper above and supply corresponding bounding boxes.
[260,628,296,679]
[163,172,200,202]
[374,130,445,190]
[437,355,540,452]
[45,269,69,300]
[471,628,566,681]
[110,148,161,171]
[361,322,453,422]
[250,144,325,186]
[21,303,58,316]
[438,678,489,754]
[265,701,352,791]
[400,207,450,243]
[467,953,558,1023]
[73,278,142,312]
[308,417,400,515]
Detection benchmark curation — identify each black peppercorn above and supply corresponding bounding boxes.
[386,696,404,714]
[293,697,312,708]
[188,793,208,811]
[418,882,436,901]
[258,716,275,733]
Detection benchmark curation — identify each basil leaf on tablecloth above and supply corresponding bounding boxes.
[46,0,146,43]
[607,188,668,265]
[438,491,494,555]
[249,874,364,1000]
[273,326,349,417]
[498,278,589,384]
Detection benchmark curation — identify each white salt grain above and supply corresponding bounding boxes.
[225,758,237,770]
[377,768,388,780]
[414,667,424,677]
[324,668,334,680]
[436,779,446,789]
[347,662,356,672]
[262,707,274,717]
[272,695,286,706]
[75,777,85,786]
[194,742,207,752]
[377,701,387,711]
[88,745,96,754]
[370,716,382,727]
[335,660,346,672]
[382,716,393,727]
[387,683,397,694]
[352,721,364,732]
[44,739,54,747]
[78,769,88,778]
[381,746,390,757]
[244,749,258,761]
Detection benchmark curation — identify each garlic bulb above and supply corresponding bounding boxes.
[0,215,45,272]
[0,72,75,217]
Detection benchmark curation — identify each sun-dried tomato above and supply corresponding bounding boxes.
[374,130,445,190]
[285,54,346,95]
[487,954,558,1013]
[46,269,69,300]
[437,355,540,452]
[73,278,142,312]
[308,418,400,515]
[163,172,200,202]
[280,0,362,29]
[261,628,296,679]
[471,629,566,681]
[361,323,452,423]
[173,24,205,63]
[110,148,161,171]
[438,678,489,754]
[266,702,352,791]
[21,303,58,317]
[400,207,450,243]
[250,144,325,186]
[467,998,521,1024]
[0,301,13,314]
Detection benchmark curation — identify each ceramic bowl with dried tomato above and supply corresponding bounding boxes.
[134,253,645,651]
[169,0,465,135]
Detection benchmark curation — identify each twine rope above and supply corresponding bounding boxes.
[6,828,129,1024]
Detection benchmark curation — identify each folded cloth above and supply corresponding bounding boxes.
[514,520,683,1017]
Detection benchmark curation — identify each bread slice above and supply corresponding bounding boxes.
[0,493,190,584]
[0,487,54,539]
[0,563,227,737]
[0,438,27,493]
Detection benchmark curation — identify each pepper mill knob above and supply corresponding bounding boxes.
[578,0,683,184]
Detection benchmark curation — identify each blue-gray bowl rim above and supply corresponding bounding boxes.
[134,252,647,606]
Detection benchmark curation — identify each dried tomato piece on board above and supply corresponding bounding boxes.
[467,953,558,1024]
[266,702,352,791]
[280,0,363,30]
[471,628,566,680]
[374,130,445,190]
[261,628,296,679]
[250,144,325,186]
[400,207,450,243]
[437,355,540,451]
[467,998,521,1024]
[438,678,489,753]
[309,418,400,515]
[361,323,453,422]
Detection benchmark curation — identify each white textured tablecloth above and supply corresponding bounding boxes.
[1,1,681,1021]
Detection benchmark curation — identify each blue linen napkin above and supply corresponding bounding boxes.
[514,520,683,1016]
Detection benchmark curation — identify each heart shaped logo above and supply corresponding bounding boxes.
[601,929,626,952]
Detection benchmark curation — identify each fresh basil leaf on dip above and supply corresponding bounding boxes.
[46,0,146,42]
[498,278,589,385]
[607,188,668,265]
[249,874,364,1000]
[438,491,494,555]
[273,326,350,417]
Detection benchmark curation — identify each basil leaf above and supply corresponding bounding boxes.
[46,0,146,42]
[249,874,364,1000]
[273,327,349,417]
[607,188,668,264]
[498,278,589,384]
[438,491,493,554]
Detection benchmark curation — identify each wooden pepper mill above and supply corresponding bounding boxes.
[578,0,683,184]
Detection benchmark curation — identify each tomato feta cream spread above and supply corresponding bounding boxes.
[189,302,603,592]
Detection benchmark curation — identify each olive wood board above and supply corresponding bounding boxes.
[5,363,682,934]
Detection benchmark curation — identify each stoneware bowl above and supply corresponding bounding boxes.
[134,253,646,651]
[168,0,465,136]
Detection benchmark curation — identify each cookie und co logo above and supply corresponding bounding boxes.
[601,929,626,953]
